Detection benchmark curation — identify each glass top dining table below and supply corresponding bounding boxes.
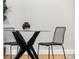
[4,28,50,59]
[4,29,50,32]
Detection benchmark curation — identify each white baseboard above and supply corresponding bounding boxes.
[5,48,75,55]
[38,49,75,54]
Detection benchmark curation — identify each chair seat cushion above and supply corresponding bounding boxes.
[4,42,18,45]
[39,42,62,46]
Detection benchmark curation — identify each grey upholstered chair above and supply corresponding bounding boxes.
[38,27,66,59]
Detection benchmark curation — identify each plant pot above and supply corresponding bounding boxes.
[22,22,30,30]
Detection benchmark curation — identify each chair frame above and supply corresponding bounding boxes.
[4,28,19,59]
[38,27,66,59]
[4,42,19,59]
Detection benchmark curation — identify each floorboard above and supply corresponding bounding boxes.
[4,54,75,59]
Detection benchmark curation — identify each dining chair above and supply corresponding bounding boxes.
[38,27,66,59]
[4,42,19,59]
[12,31,40,59]
[4,27,19,59]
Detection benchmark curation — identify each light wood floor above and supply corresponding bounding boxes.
[4,54,75,59]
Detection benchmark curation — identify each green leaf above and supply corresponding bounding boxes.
[3,0,8,20]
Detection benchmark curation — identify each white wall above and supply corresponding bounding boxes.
[4,0,75,54]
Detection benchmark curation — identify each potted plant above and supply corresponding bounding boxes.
[22,22,30,30]
[3,0,8,21]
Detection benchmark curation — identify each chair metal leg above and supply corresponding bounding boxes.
[17,46,19,54]
[51,46,54,59]
[10,45,12,59]
[38,45,40,55]
[62,45,66,59]
[4,47,6,59]
[48,46,50,59]
[14,46,19,59]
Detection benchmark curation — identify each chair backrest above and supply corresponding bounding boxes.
[12,31,26,47]
[53,27,66,44]
[4,27,15,42]
[27,31,40,46]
